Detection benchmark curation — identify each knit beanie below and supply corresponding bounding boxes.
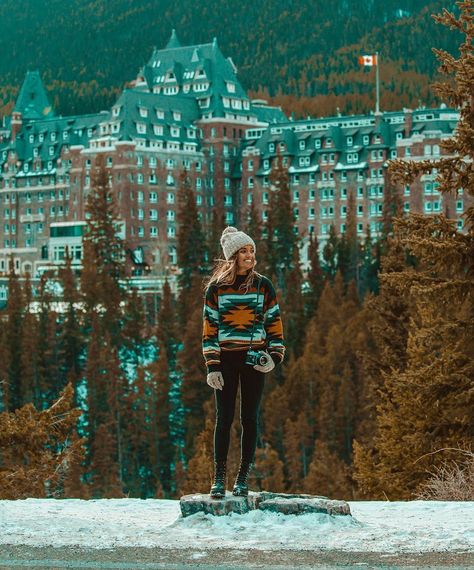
[220,226,256,260]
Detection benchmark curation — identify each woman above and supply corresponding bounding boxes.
[202,226,285,499]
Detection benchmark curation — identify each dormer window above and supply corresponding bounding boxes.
[29,134,34,143]
[39,133,44,142]
[173,111,182,121]
[139,107,148,118]
[171,127,180,137]
[346,136,353,146]
[51,132,56,142]
[112,106,120,117]
[136,122,146,134]
[315,139,321,149]
[226,81,236,93]
[325,137,332,147]
[299,140,306,150]
[154,125,163,136]
[196,68,206,78]
[156,109,165,119]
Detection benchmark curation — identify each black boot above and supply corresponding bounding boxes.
[232,461,252,497]
[210,461,226,499]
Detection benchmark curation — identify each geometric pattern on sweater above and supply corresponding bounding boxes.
[202,273,285,373]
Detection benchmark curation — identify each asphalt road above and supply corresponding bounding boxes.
[0,545,473,570]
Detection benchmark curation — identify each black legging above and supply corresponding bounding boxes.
[214,350,265,464]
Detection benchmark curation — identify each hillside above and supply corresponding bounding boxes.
[0,0,462,118]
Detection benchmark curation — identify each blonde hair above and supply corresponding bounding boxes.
[203,252,261,294]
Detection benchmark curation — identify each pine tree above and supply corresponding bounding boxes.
[177,276,209,460]
[266,154,298,291]
[148,340,174,496]
[303,440,353,499]
[81,155,126,341]
[4,259,25,411]
[176,170,206,291]
[19,273,38,406]
[322,224,339,281]
[0,383,85,499]
[57,249,83,396]
[252,442,286,492]
[304,230,325,320]
[355,2,474,499]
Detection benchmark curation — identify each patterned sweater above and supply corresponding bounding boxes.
[202,272,285,373]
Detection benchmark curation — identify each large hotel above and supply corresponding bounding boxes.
[0,31,468,300]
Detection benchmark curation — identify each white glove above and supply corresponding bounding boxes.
[207,371,224,390]
[254,352,275,373]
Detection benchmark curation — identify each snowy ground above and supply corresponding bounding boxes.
[0,499,473,555]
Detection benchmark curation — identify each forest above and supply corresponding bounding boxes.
[0,2,472,501]
[0,0,463,119]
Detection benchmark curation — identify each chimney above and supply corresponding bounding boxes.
[403,108,413,138]
[11,111,22,142]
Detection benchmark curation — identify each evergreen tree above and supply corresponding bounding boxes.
[304,230,325,320]
[176,170,206,291]
[19,273,38,406]
[266,154,298,291]
[355,3,474,499]
[57,249,83,396]
[322,224,339,280]
[81,155,126,341]
[4,259,25,411]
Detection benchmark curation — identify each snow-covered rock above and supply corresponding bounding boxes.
[179,491,351,517]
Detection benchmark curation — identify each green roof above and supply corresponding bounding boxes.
[14,71,55,120]
[141,34,255,120]
[109,89,201,147]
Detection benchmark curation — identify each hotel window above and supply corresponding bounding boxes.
[309,189,315,201]
[404,202,410,212]
[138,209,144,220]
[248,177,254,188]
[308,208,315,220]
[167,192,175,204]
[357,205,364,216]
[150,192,158,203]
[248,160,254,171]
[150,209,158,220]
[263,192,269,204]
[293,191,299,202]
[150,226,158,237]
[357,187,364,198]
[167,210,175,221]
[456,200,464,212]
[299,140,306,150]
[292,174,299,185]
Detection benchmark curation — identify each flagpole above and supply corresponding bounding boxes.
[375,51,380,114]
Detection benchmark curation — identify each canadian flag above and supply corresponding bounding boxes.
[358,54,378,66]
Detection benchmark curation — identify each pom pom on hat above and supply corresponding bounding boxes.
[220,226,256,260]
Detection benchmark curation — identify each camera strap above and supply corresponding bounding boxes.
[248,277,262,352]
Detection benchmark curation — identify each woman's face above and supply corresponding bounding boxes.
[236,244,256,274]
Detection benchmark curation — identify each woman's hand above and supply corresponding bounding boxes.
[207,371,224,390]
[254,352,275,373]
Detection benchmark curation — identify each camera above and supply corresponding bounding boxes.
[245,349,270,367]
